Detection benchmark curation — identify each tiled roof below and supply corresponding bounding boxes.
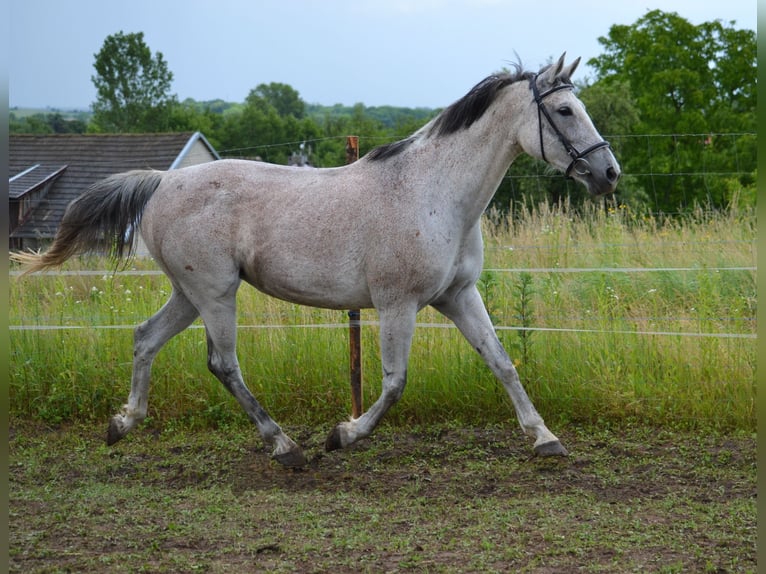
[9,132,215,239]
[9,163,68,199]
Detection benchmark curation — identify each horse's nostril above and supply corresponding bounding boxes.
[606,166,619,182]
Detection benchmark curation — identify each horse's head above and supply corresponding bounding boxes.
[519,53,620,197]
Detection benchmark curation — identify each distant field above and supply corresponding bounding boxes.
[10,106,91,119]
[9,202,756,433]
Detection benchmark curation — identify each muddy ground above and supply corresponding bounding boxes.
[10,421,756,573]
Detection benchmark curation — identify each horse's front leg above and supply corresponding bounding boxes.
[433,285,567,457]
[326,305,417,451]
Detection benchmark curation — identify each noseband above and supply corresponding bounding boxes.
[530,75,610,178]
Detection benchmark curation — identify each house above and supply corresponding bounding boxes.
[9,131,220,252]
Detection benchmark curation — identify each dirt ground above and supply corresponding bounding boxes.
[9,420,757,573]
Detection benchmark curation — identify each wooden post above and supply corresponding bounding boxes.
[346,136,363,419]
[345,135,359,166]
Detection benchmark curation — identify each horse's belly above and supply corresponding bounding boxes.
[242,264,373,310]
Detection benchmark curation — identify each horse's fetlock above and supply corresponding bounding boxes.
[383,382,405,403]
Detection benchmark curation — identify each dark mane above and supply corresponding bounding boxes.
[429,69,532,137]
[366,65,535,162]
[365,136,417,162]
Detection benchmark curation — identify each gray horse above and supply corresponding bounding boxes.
[12,54,620,467]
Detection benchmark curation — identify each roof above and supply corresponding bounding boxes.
[9,132,220,239]
[9,164,67,200]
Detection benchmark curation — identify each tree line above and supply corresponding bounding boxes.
[10,10,755,214]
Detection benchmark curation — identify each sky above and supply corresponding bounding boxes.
[9,0,757,111]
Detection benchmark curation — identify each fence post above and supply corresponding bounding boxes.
[346,135,363,419]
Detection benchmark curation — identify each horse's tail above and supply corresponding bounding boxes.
[10,169,165,275]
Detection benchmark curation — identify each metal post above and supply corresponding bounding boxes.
[346,136,363,418]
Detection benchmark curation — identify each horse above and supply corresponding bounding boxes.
[12,54,620,467]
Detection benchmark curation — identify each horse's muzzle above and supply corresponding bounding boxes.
[583,162,620,197]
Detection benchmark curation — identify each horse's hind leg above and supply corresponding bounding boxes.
[198,291,307,468]
[433,285,567,457]
[108,288,199,445]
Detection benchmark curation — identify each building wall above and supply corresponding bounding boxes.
[174,139,218,169]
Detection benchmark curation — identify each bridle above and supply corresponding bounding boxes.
[530,74,611,178]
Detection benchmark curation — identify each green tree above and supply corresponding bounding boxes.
[90,31,177,133]
[577,80,648,208]
[217,85,324,164]
[587,10,756,211]
[218,89,288,162]
[166,103,226,148]
[251,82,306,119]
[10,112,52,134]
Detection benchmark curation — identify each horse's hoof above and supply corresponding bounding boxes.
[106,418,125,446]
[272,448,308,468]
[534,440,569,457]
[325,426,344,452]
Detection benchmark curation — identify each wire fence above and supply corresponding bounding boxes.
[9,265,756,340]
[10,256,755,430]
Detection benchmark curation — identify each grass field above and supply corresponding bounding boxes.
[9,201,756,433]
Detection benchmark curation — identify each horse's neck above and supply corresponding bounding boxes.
[414,89,525,220]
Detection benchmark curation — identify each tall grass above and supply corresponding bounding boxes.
[9,202,756,432]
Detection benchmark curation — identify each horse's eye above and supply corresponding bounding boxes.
[558,106,573,117]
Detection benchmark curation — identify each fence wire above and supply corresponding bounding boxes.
[10,262,755,340]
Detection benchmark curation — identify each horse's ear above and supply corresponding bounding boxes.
[538,52,567,86]
[560,56,581,82]
[553,53,566,77]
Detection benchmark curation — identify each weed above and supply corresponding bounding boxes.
[512,271,535,369]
